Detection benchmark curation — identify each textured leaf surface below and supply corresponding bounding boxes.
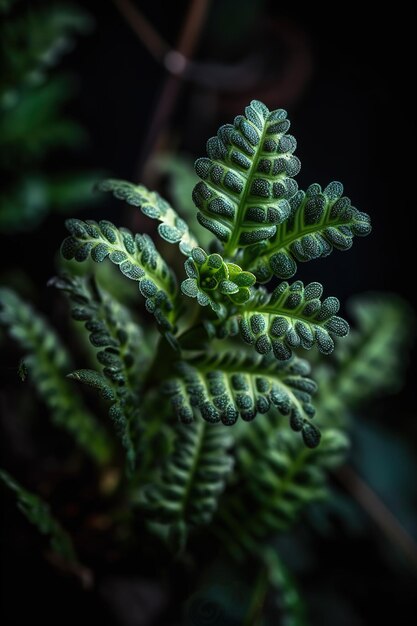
[98,179,198,255]
[61,218,178,330]
[0,469,77,562]
[52,274,146,473]
[193,100,300,254]
[164,353,320,447]
[181,247,256,316]
[138,419,233,551]
[244,182,371,281]
[0,288,111,463]
[220,280,349,360]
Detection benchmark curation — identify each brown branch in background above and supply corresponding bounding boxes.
[113,0,211,180]
[337,465,417,569]
[137,0,210,179]
[112,0,169,61]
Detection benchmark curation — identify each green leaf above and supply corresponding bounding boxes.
[98,179,199,256]
[164,353,319,447]
[68,369,115,400]
[315,293,415,423]
[220,280,349,360]
[137,419,234,551]
[0,78,85,162]
[181,247,256,316]
[0,288,112,464]
[215,426,348,559]
[52,274,147,474]
[61,218,178,331]
[0,173,101,233]
[244,182,371,282]
[0,469,77,563]
[153,153,213,249]
[193,100,300,256]
[261,548,308,626]
[0,3,91,94]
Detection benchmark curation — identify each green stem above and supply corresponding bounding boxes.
[243,566,269,626]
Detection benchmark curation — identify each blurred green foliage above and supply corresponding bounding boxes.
[0,0,100,231]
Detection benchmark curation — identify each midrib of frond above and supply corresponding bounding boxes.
[181,420,206,522]
[223,118,272,257]
[259,211,354,260]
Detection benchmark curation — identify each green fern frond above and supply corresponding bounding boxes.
[261,548,307,626]
[0,288,111,463]
[244,183,371,281]
[137,419,234,551]
[98,179,198,256]
[0,77,85,163]
[164,353,320,447]
[51,274,146,472]
[153,153,214,248]
[219,280,349,360]
[0,3,90,93]
[0,469,77,562]
[181,247,256,316]
[315,293,414,422]
[61,218,178,331]
[193,100,300,255]
[215,426,348,559]
[0,172,102,232]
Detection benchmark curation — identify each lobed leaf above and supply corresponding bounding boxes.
[164,353,320,448]
[137,419,234,551]
[0,469,77,563]
[0,288,111,463]
[98,179,198,255]
[193,100,301,255]
[315,293,414,423]
[244,182,371,281]
[61,218,178,331]
[219,280,349,360]
[215,426,348,558]
[52,274,146,473]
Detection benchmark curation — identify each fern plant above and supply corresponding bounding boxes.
[2,98,399,623]
[59,100,370,450]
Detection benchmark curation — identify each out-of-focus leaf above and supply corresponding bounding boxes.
[0,172,102,232]
[0,2,91,93]
[0,78,85,163]
[0,469,77,563]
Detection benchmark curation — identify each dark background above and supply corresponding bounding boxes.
[1,1,416,624]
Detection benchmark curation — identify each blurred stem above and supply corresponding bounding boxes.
[112,0,170,61]
[337,464,417,569]
[113,0,211,179]
[138,0,210,179]
[244,566,269,626]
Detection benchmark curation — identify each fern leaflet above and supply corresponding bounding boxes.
[244,183,371,281]
[0,288,111,463]
[137,419,233,551]
[218,280,349,360]
[164,353,320,447]
[193,100,300,255]
[0,469,77,563]
[98,179,198,255]
[51,274,146,473]
[61,218,178,330]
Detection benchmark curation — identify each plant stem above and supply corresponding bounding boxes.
[243,566,269,626]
